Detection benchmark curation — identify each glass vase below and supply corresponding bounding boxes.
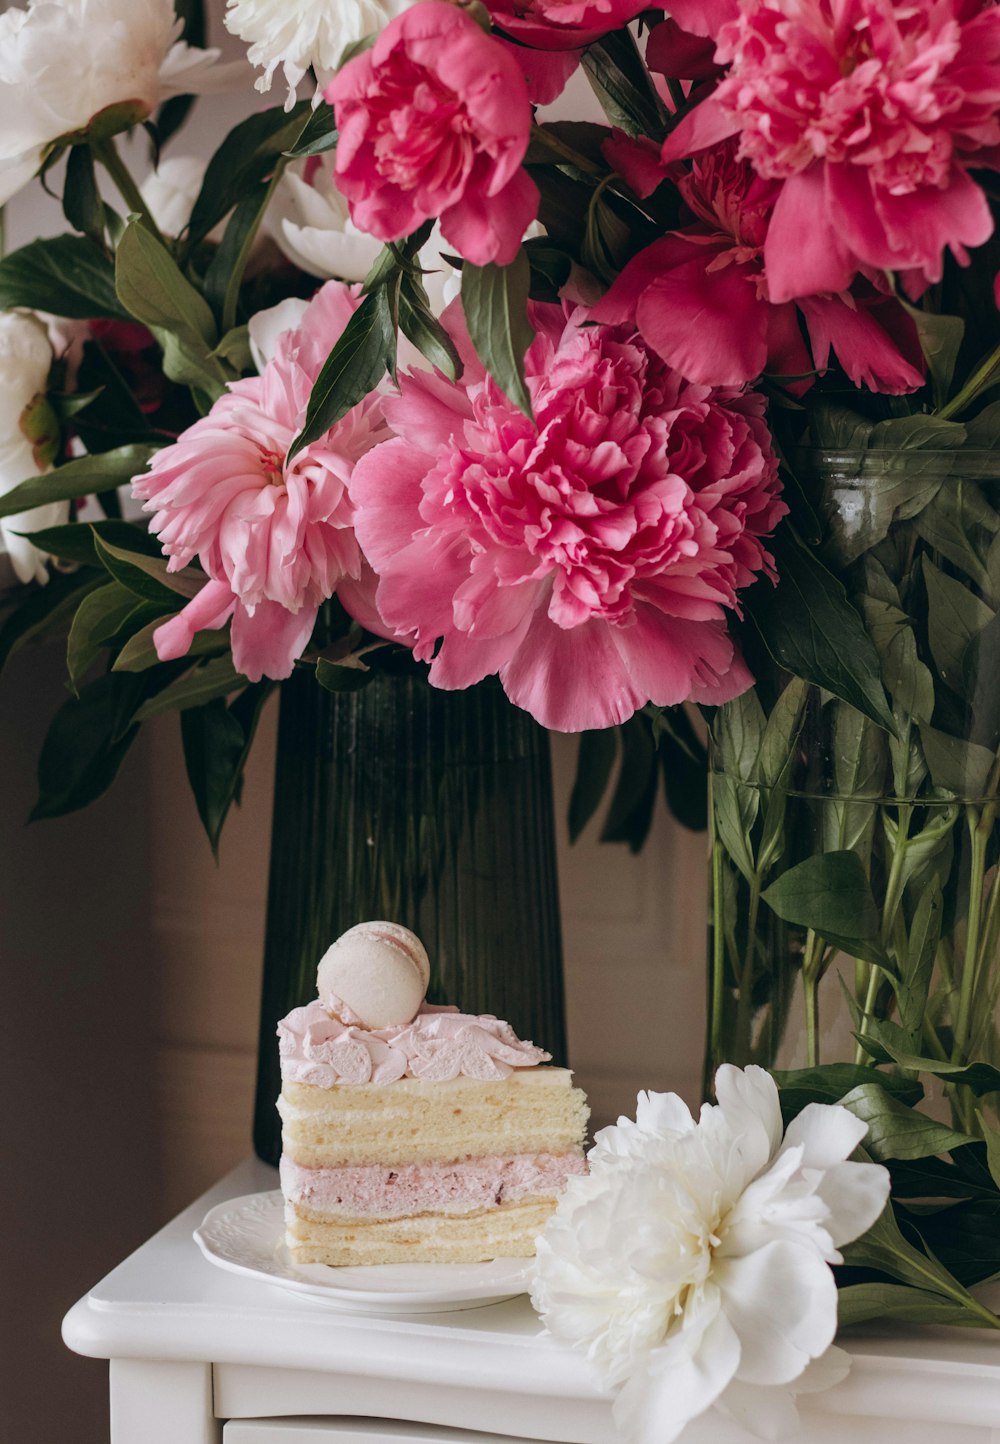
[253,667,567,1165]
[706,448,1000,1134]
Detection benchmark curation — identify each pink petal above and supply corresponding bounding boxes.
[440,169,540,267]
[763,169,856,303]
[659,94,739,164]
[658,0,736,39]
[633,242,769,385]
[497,39,580,101]
[230,599,318,682]
[153,578,235,661]
[798,294,924,395]
[500,609,646,731]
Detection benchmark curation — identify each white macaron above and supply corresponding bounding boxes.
[316,921,431,1028]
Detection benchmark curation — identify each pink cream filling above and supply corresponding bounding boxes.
[280,1152,588,1218]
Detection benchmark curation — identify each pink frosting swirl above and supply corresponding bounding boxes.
[277,999,551,1086]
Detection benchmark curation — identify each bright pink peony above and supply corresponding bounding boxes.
[132,283,391,683]
[326,2,538,267]
[351,302,786,732]
[485,0,648,51]
[661,0,1000,301]
[593,140,925,393]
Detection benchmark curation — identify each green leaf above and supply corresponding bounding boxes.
[31,672,145,819]
[398,273,462,380]
[897,304,965,408]
[822,704,885,860]
[0,570,104,674]
[133,654,242,721]
[184,102,310,252]
[821,449,950,567]
[859,596,935,722]
[837,1282,986,1330]
[314,654,373,693]
[773,1063,923,1112]
[203,182,271,320]
[977,1112,1000,1191]
[290,285,396,456]
[922,554,994,698]
[758,677,809,788]
[0,444,155,521]
[919,725,995,796]
[600,715,658,852]
[867,413,967,450]
[914,480,999,598]
[856,1035,1000,1098]
[113,614,226,673]
[569,728,618,842]
[180,698,245,853]
[762,849,879,940]
[839,1081,976,1161]
[0,234,125,319]
[913,1196,1000,1289]
[19,519,161,569]
[714,688,766,783]
[66,581,149,691]
[460,251,536,418]
[582,28,668,138]
[63,145,104,241]
[283,100,338,158]
[746,528,895,733]
[92,534,203,604]
[114,218,226,396]
[896,881,942,1040]
[181,682,273,853]
[657,710,708,833]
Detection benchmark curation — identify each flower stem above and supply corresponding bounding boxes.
[938,343,1000,420]
[530,125,606,180]
[91,137,164,246]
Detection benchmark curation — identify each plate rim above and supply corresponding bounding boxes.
[192,1189,536,1311]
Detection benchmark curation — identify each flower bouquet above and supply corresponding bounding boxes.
[3,0,1000,1436]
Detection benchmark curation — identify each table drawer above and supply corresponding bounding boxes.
[223,1421,555,1444]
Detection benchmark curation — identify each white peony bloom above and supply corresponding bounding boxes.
[0,312,65,586]
[266,159,384,284]
[225,0,412,110]
[247,296,309,374]
[0,0,245,207]
[139,155,208,240]
[531,1066,890,1444]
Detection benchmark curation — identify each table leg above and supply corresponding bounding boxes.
[110,1359,222,1444]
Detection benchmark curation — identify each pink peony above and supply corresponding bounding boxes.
[661,0,1000,302]
[132,282,391,683]
[326,1,539,267]
[485,0,648,51]
[593,140,925,393]
[351,302,786,732]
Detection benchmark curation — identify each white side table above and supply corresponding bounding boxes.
[63,1159,1000,1444]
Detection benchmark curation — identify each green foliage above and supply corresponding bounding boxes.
[0,235,125,318]
[460,252,536,417]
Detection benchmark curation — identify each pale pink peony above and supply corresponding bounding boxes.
[132,282,391,683]
[661,0,1000,301]
[593,140,925,394]
[485,0,647,51]
[351,302,786,732]
[326,1,538,267]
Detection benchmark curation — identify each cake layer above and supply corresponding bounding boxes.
[279,1070,589,1168]
[280,1151,587,1220]
[285,1197,556,1265]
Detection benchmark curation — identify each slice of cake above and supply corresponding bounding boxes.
[276,922,589,1267]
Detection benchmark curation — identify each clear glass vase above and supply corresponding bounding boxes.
[252,667,567,1164]
[706,448,1000,1134]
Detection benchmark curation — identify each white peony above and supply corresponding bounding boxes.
[139,155,209,240]
[0,0,244,207]
[266,159,384,283]
[530,1066,890,1444]
[224,0,412,110]
[0,312,65,586]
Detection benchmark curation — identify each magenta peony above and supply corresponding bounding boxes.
[350,302,786,732]
[326,1,539,267]
[593,140,925,394]
[661,0,1000,302]
[485,0,648,52]
[132,283,391,683]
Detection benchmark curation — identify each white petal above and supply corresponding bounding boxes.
[781,1102,868,1168]
[635,1089,697,1138]
[812,1158,891,1248]
[614,1308,741,1444]
[714,1064,783,1174]
[791,1344,852,1395]
[715,1378,803,1440]
[716,1240,838,1385]
[248,298,309,373]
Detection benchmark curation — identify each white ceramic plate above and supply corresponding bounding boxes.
[193,1191,535,1313]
